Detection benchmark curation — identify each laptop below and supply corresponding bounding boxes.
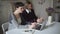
[40,20,47,30]
[35,20,47,30]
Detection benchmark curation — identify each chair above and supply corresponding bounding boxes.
[2,22,9,34]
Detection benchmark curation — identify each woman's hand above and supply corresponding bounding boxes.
[37,17,43,23]
[29,22,37,29]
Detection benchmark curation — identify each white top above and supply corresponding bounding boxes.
[6,22,60,34]
[17,17,21,24]
[26,9,31,14]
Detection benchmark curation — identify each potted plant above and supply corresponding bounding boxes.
[46,7,55,26]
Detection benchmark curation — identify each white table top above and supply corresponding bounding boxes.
[6,29,35,34]
[6,22,60,34]
[34,22,60,34]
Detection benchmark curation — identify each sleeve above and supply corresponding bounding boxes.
[9,11,18,24]
[32,9,38,22]
[9,12,12,24]
[20,13,27,25]
[9,11,19,27]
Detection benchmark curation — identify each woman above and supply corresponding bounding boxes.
[14,2,43,29]
[25,2,43,29]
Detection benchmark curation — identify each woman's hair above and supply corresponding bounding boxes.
[25,2,33,9]
[26,2,32,4]
[14,2,24,8]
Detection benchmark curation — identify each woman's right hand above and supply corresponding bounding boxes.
[29,22,37,29]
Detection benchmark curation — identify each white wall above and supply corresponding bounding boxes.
[0,1,12,25]
[32,0,53,20]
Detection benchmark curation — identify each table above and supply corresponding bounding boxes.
[6,22,60,34]
[6,29,35,34]
[34,22,60,34]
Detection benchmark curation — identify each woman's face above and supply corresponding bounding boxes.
[16,6,24,13]
[27,4,32,9]
[20,7,24,11]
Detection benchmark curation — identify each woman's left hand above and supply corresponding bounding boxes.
[29,22,37,29]
[37,17,43,23]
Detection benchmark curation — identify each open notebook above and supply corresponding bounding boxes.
[35,20,47,30]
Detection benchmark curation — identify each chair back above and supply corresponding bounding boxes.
[2,22,9,34]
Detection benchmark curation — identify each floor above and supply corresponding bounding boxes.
[0,26,3,34]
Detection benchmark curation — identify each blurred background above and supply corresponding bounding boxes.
[0,0,60,34]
